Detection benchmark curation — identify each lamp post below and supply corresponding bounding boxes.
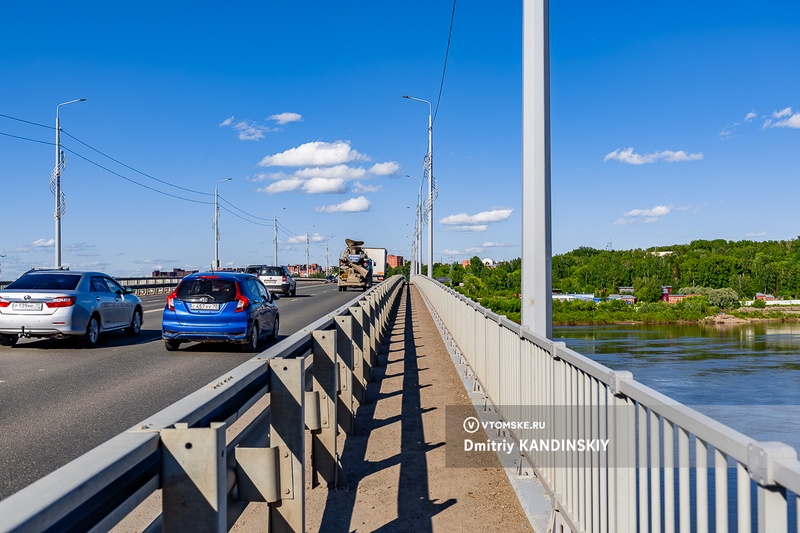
[305,225,315,277]
[274,207,286,265]
[54,98,86,268]
[402,96,433,278]
[214,177,232,269]
[405,175,423,276]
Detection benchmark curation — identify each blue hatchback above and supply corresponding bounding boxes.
[162,272,279,352]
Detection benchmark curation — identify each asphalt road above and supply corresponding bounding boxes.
[0,281,360,500]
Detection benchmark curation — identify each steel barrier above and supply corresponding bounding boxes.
[0,276,404,533]
[413,275,800,533]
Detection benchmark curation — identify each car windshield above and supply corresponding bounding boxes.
[5,273,81,291]
[176,278,238,302]
[263,267,283,276]
[245,266,260,274]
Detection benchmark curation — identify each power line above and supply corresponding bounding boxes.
[62,146,214,205]
[61,130,212,197]
[0,113,53,130]
[0,130,53,146]
[433,0,456,125]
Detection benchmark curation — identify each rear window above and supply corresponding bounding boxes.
[5,273,81,291]
[176,278,238,302]
[245,266,261,274]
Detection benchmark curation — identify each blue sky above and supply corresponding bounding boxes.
[2,1,800,281]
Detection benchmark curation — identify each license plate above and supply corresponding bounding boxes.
[12,302,43,311]
[190,303,220,311]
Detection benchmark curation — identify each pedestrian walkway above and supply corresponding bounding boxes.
[301,282,533,532]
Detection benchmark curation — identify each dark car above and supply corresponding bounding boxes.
[161,272,279,352]
[0,269,143,348]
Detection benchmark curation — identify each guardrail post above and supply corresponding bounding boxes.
[160,422,227,532]
[335,315,358,434]
[748,441,796,532]
[268,357,306,533]
[350,306,372,390]
[358,299,377,369]
[310,330,346,488]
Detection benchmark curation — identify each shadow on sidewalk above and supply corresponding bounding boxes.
[317,284,455,532]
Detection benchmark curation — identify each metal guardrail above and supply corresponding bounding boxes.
[413,275,800,533]
[0,276,404,533]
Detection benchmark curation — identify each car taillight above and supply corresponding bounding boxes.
[167,290,177,311]
[46,296,76,308]
[0,296,9,308]
[235,282,249,312]
[282,275,286,282]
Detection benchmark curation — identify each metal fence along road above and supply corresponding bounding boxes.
[0,277,403,533]
[413,275,800,533]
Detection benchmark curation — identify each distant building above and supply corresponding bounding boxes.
[287,264,323,277]
[152,268,198,278]
[619,286,634,294]
[387,254,403,269]
[755,293,775,301]
[462,260,471,268]
[482,258,496,268]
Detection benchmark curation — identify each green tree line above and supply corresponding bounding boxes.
[386,238,800,324]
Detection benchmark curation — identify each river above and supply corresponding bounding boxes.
[553,321,800,452]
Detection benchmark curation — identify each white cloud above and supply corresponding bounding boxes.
[233,121,270,141]
[287,233,326,244]
[32,238,54,247]
[765,107,800,129]
[444,225,489,233]
[368,162,400,176]
[744,111,757,122]
[268,112,303,125]
[219,116,234,127]
[259,140,367,167]
[354,181,381,193]
[604,147,703,164]
[482,241,515,248]
[440,208,513,226]
[256,178,304,194]
[315,196,371,213]
[622,205,671,217]
[746,231,767,237]
[294,164,366,180]
[302,177,347,194]
[615,204,676,226]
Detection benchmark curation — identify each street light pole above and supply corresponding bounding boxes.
[214,178,232,269]
[402,96,433,278]
[405,175,423,277]
[54,98,86,268]
[274,207,285,265]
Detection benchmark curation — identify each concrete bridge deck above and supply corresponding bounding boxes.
[233,283,534,532]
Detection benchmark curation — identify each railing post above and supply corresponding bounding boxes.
[350,305,373,387]
[160,422,227,532]
[268,357,306,533]
[310,330,345,488]
[335,315,358,434]
[748,441,796,533]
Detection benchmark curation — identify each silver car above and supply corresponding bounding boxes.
[0,269,143,348]
[244,265,297,296]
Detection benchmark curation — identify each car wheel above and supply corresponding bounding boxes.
[126,308,143,336]
[164,339,181,351]
[242,323,259,353]
[291,287,296,296]
[81,315,101,348]
[0,334,19,347]
[268,316,279,342]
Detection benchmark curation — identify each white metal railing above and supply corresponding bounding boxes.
[0,277,403,533]
[414,275,800,533]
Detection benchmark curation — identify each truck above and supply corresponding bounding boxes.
[362,247,388,282]
[337,239,373,291]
